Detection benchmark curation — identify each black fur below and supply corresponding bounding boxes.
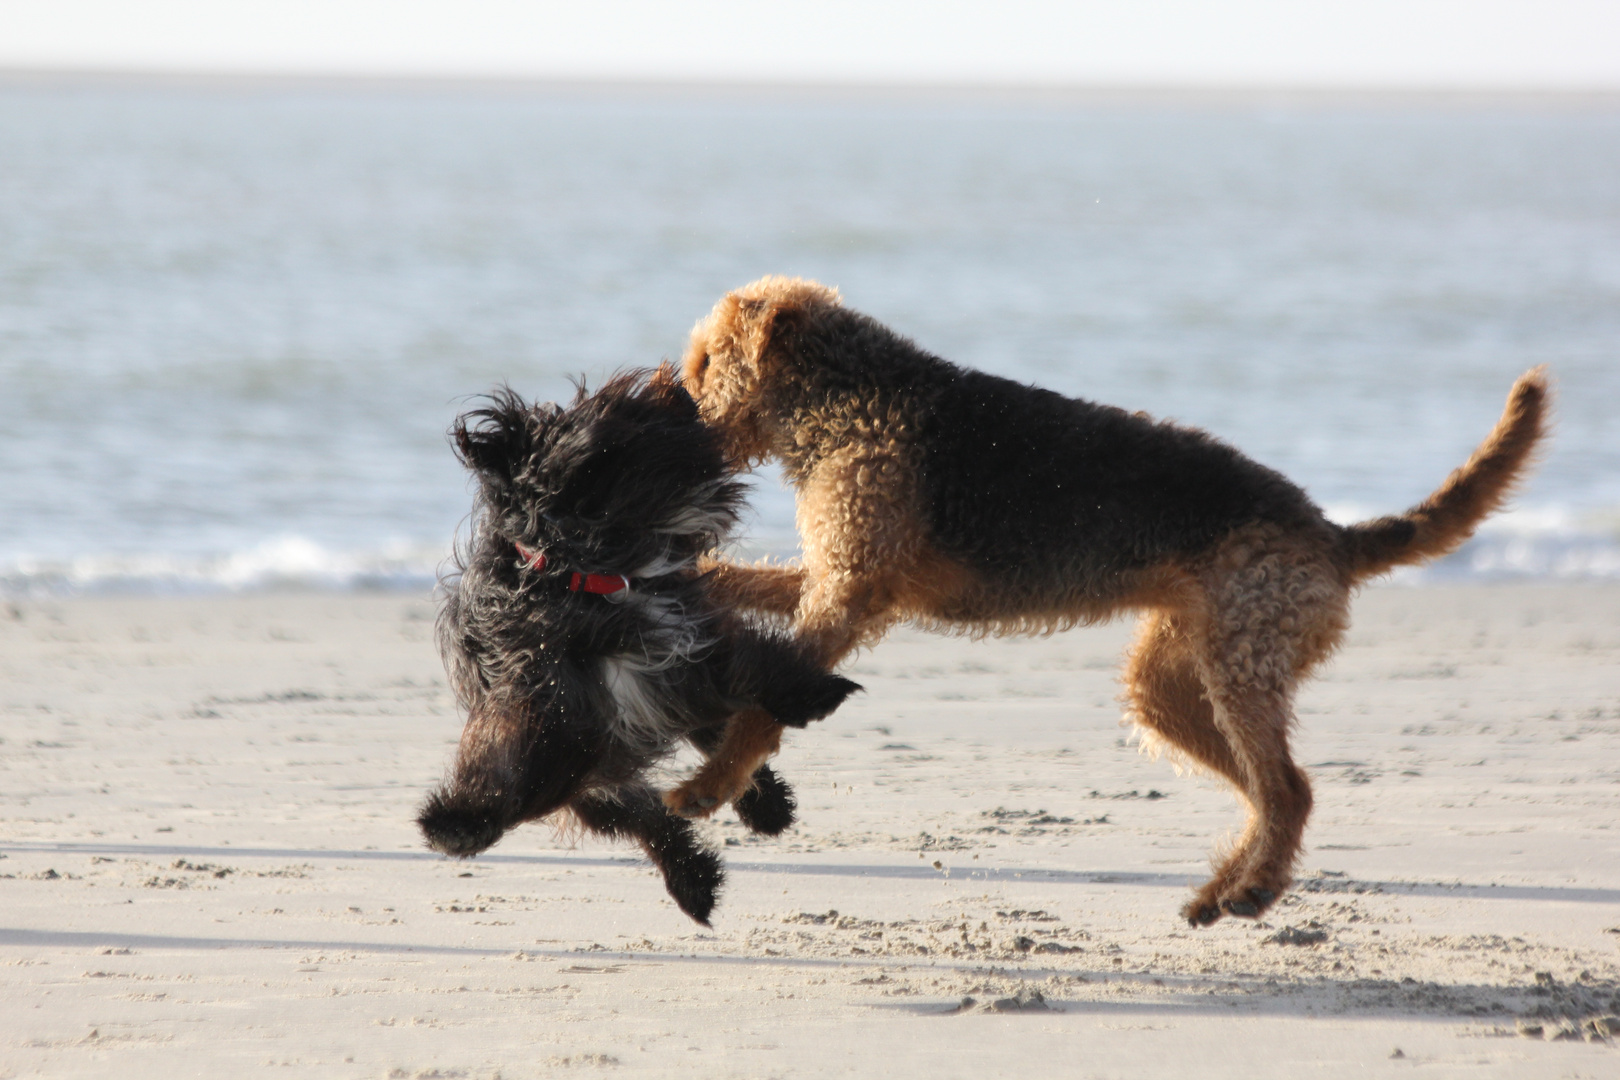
[571,784,724,924]
[767,303,1331,611]
[420,367,858,923]
[732,766,798,837]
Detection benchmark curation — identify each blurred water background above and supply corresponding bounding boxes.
[1,77,1616,593]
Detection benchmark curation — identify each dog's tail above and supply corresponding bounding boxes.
[1339,367,1550,583]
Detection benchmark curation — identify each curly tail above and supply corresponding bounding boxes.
[1340,367,1550,582]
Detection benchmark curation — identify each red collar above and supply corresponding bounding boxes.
[514,541,630,596]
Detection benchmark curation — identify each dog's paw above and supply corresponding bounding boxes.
[1219,888,1277,920]
[802,673,863,722]
[662,782,723,819]
[639,813,725,925]
[1181,899,1223,927]
[663,770,755,820]
[1182,883,1283,927]
[734,765,797,836]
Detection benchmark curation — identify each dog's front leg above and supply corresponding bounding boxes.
[662,570,882,820]
[573,784,725,925]
[663,708,784,819]
[698,556,806,618]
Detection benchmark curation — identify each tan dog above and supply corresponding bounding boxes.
[669,275,1547,926]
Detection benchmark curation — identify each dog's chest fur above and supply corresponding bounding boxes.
[594,588,717,753]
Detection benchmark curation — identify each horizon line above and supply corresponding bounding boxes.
[3,65,1619,107]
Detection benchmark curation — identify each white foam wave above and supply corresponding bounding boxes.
[3,510,1618,597]
[0,536,448,596]
[1414,533,1620,582]
[1326,501,1620,583]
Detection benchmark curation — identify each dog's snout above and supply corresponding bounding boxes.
[681,346,712,392]
[418,790,507,857]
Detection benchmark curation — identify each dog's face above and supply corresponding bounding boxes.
[454,364,742,576]
[682,276,843,467]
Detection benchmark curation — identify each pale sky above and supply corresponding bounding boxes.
[1,0,1617,88]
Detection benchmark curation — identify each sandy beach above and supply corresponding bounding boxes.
[2,582,1618,1077]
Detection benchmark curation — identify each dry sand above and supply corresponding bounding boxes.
[2,583,1618,1078]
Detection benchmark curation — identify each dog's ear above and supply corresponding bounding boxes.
[735,296,781,368]
[451,388,535,484]
[683,278,839,464]
[682,292,785,398]
[683,292,769,389]
[718,276,839,375]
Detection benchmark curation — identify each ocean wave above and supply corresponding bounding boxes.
[0,536,449,597]
[1407,532,1620,583]
[1326,504,1620,582]
[2,517,1617,599]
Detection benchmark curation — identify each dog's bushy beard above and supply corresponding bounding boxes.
[416,680,604,861]
[418,371,856,925]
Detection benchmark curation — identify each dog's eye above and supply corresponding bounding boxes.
[697,353,711,372]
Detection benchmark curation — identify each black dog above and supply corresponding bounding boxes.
[418,366,859,923]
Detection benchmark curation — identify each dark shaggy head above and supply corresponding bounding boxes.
[452,364,745,578]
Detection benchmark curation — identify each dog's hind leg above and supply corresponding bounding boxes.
[1123,611,1255,925]
[1125,611,1245,783]
[1176,537,1344,925]
[572,784,724,925]
[1185,674,1313,926]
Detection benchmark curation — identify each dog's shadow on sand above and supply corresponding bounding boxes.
[9,840,1620,1028]
[9,839,1620,906]
[6,923,1611,1027]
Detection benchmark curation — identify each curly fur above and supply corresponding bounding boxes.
[679,275,1549,926]
[419,365,859,924]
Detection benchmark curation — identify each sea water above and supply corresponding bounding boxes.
[1,79,1616,593]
